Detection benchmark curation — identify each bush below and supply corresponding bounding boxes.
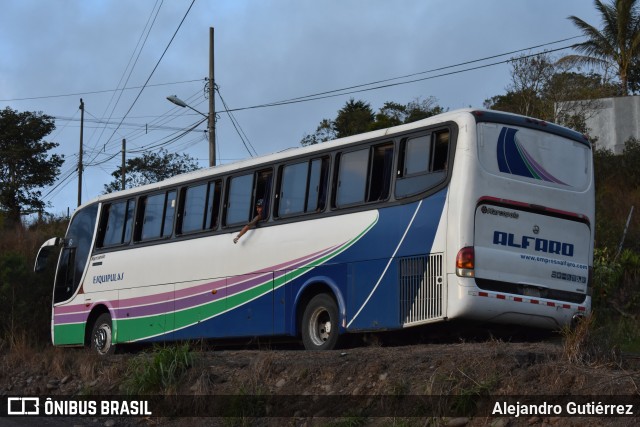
[0,218,66,349]
[591,247,640,352]
[594,139,640,251]
[122,343,194,395]
[0,251,52,347]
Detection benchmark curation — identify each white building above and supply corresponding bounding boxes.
[565,95,640,154]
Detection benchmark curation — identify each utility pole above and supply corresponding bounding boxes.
[208,26,216,167]
[78,98,84,207]
[121,138,126,191]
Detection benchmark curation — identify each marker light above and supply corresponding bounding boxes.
[456,247,475,277]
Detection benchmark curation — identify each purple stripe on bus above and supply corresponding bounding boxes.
[119,243,340,309]
[54,241,346,324]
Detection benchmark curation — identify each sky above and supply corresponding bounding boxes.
[0,0,602,218]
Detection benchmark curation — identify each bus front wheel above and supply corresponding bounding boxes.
[301,294,340,350]
[91,313,116,355]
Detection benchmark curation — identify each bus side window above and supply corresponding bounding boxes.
[254,169,273,218]
[137,191,176,241]
[278,162,307,216]
[98,199,136,247]
[179,180,222,235]
[224,169,272,226]
[276,157,329,217]
[224,174,253,226]
[334,143,393,208]
[334,148,368,207]
[307,157,329,212]
[396,130,449,198]
[205,180,222,229]
[123,199,136,243]
[431,130,449,171]
[179,183,208,234]
[367,143,394,202]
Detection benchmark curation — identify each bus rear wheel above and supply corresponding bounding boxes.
[91,313,116,355]
[301,294,340,350]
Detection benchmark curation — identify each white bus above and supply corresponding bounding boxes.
[35,109,594,354]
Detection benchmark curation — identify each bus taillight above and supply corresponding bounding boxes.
[456,247,475,277]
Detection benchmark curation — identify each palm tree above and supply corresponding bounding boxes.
[563,0,640,95]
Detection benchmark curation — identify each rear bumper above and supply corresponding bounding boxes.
[448,275,591,329]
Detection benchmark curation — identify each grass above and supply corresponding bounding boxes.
[561,314,621,367]
[122,343,193,395]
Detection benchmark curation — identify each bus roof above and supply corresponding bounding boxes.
[79,108,588,209]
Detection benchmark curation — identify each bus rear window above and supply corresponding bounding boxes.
[477,123,591,190]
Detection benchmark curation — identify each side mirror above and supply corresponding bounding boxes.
[34,237,63,273]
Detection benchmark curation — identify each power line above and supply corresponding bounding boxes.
[90,0,197,166]
[224,39,584,113]
[217,87,258,157]
[42,35,586,205]
[99,1,196,153]
[60,110,206,133]
[0,78,202,103]
[88,0,164,156]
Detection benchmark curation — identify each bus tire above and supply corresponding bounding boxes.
[301,293,340,350]
[91,313,116,355]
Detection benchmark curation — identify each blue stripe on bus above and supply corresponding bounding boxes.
[154,188,447,341]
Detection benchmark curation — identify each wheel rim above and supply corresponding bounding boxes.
[308,306,332,346]
[93,322,112,355]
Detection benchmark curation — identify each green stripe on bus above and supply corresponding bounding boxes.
[113,217,378,343]
[54,323,85,345]
[114,282,273,342]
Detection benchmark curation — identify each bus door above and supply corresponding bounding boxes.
[52,204,98,305]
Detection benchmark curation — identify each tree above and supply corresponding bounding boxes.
[300,119,336,146]
[104,148,200,193]
[484,53,617,138]
[371,101,407,130]
[562,0,640,95]
[0,107,63,228]
[484,53,554,118]
[404,97,444,123]
[333,99,375,138]
[300,97,444,146]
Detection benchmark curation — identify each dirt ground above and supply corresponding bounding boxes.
[1,322,639,426]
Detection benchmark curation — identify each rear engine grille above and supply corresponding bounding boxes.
[399,254,444,326]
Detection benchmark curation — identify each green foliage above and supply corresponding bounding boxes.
[104,148,200,193]
[300,97,444,145]
[300,119,336,146]
[0,251,52,346]
[564,0,640,95]
[593,138,640,251]
[333,99,375,138]
[591,247,640,352]
[561,314,620,366]
[488,54,554,119]
[122,343,193,394]
[484,53,616,138]
[0,107,63,228]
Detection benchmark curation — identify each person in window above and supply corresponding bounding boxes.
[233,199,264,244]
